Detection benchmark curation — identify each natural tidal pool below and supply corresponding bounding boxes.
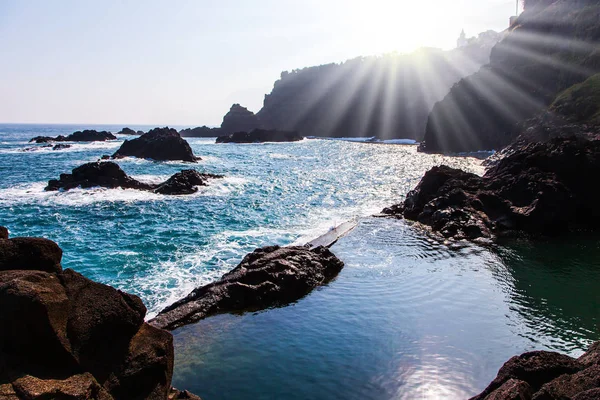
[1,124,598,399]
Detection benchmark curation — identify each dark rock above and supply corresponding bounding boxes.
[112,127,198,162]
[0,230,201,400]
[533,364,600,400]
[484,379,533,400]
[117,127,139,135]
[383,136,600,239]
[573,388,600,400]
[0,236,63,273]
[154,170,223,195]
[52,144,71,151]
[150,245,344,330]
[30,130,116,144]
[101,155,111,160]
[45,162,154,192]
[169,388,202,400]
[579,342,600,368]
[216,128,303,144]
[45,162,221,196]
[470,351,582,399]
[220,104,261,135]
[179,126,221,138]
[0,226,8,239]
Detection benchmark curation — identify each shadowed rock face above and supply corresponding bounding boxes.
[113,127,198,162]
[0,228,201,400]
[150,245,344,331]
[30,130,117,144]
[216,129,303,144]
[383,136,600,240]
[0,235,62,273]
[220,104,261,135]
[470,342,600,400]
[179,126,222,138]
[45,162,222,195]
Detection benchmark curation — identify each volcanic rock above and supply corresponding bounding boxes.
[216,128,303,144]
[0,229,62,273]
[113,127,198,162]
[30,130,117,143]
[220,104,261,135]
[382,136,600,240]
[150,245,344,331]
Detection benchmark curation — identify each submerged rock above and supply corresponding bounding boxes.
[216,128,303,144]
[52,144,72,151]
[113,127,198,162]
[382,136,600,240]
[30,130,117,143]
[471,342,600,400]
[150,245,344,330]
[0,230,201,400]
[45,161,222,195]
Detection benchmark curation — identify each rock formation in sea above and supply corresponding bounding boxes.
[116,127,143,135]
[216,129,303,143]
[45,161,222,195]
[0,228,202,400]
[220,104,262,135]
[30,130,117,143]
[150,245,344,331]
[179,126,222,137]
[470,341,600,399]
[112,127,198,162]
[382,135,600,240]
[421,0,600,153]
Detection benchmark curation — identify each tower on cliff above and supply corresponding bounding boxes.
[457,29,468,48]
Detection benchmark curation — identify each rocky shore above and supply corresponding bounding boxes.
[30,130,117,144]
[0,228,201,400]
[216,128,303,144]
[46,161,222,195]
[113,127,198,162]
[382,136,600,241]
[150,245,344,331]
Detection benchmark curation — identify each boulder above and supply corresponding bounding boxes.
[216,129,303,144]
[533,364,600,400]
[220,104,261,135]
[45,162,222,195]
[154,170,223,195]
[30,130,117,143]
[0,230,200,400]
[0,235,63,273]
[150,245,344,331]
[382,136,600,240]
[112,127,198,162]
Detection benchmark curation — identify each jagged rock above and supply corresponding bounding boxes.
[179,126,221,138]
[470,351,583,399]
[52,144,71,151]
[383,136,600,239]
[484,379,533,400]
[533,364,600,400]
[220,104,261,135]
[216,129,303,144]
[0,233,63,273]
[0,231,201,400]
[117,127,140,135]
[45,162,221,196]
[30,130,117,144]
[150,245,344,331]
[45,162,154,192]
[154,170,223,195]
[113,127,198,162]
[579,342,600,368]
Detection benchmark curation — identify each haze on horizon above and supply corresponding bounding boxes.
[0,0,518,126]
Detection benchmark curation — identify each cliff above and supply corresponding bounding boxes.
[242,34,500,141]
[422,0,600,153]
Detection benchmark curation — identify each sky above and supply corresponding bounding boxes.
[0,0,519,126]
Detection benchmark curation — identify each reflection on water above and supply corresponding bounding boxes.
[172,219,600,399]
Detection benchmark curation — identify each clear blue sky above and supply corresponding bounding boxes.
[0,0,518,125]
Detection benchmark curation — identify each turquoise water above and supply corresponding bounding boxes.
[1,124,598,399]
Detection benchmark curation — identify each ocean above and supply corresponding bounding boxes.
[1,124,598,399]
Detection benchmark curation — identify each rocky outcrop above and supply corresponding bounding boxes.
[45,162,222,195]
[113,128,198,162]
[382,136,600,240]
[216,129,303,143]
[470,341,600,400]
[0,235,62,273]
[0,228,201,400]
[150,245,344,331]
[179,126,221,138]
[220,104,262,135]
[30,130,117,143]
[52,144,72,150]
[117,127,143,135]
[422,0,600,153]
